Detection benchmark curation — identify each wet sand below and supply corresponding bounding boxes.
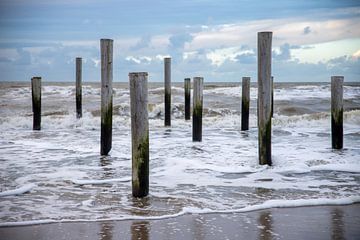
[1,204,359,240]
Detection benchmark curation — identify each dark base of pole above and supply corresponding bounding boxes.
[76,97,82,119]
[132,137,149,198]
[101,125,112,155]
[33,110,41,130]
[185,93,190,120]
[165,93,171,126]
[259,120,272,165]
[241,100,249,131]
[192,114,202,141]
[331,115,343,149]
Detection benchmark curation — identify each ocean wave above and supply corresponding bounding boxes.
[0,184,36,197]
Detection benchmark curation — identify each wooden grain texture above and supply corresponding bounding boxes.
[331,76,343,149]
[184,78,191,120]
[164,57,171,126]
[100,39,113,155]
[192,77,203,142]
[76,57,82,119]
[271,76,274,118]
[257,32,272,165]
[31,77,41,130]
[241,77,250,131]
[129,72,149,198]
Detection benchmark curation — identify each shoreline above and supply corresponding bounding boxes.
[1,204,359,239]
[1,197,360,228]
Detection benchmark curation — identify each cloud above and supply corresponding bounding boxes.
[131,35,152,50]
[187,16,360,51]
[125,56,152,64]
[273,43,291,61]
[235,52,256,64]
[0,57,12,62]
[14,48,31,65]
[303,26,311,35]
[169,33,193,49]
[352,49,360,59]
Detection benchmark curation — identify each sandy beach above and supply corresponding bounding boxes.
[1,204,359,240]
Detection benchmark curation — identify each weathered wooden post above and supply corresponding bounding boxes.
[164,57,171,126]
[31,77,41,130]
[257,32,272,165]
[100,39,113,155]
[76,57,82,118]
[241,77,250,131]
[271,76,274,118]
[192,77,203,142]
[129,72,149,198]
[184,78,191,120]
[331,76,343,149]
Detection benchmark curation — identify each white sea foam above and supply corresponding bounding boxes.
[0,184,36,197]
[71,177,131,185]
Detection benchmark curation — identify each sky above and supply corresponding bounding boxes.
[0,0,359,82]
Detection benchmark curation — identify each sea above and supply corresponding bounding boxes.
[0,81,359,226]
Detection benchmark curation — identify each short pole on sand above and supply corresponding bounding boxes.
[331,76,343,149]
[129,72,149,198]
[192,77,203,142]
[31,77,41,130]
[100,39,113,155]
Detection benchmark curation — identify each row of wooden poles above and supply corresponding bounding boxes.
[30,32,344,198]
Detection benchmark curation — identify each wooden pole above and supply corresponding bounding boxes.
[192,77,203,142]
[257,32,272,166]
[331,76,343,149]
[31,77,41,130]
[184,78,191,120]
[271,76,274,118]
[164,57,171,126]
[76,57,82,119]
[241,77,250,131]
[100,39,113,155]
[129,72,149,198]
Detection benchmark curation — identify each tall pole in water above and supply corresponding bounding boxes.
[241,77,250,131]
[184,78,191,120]
[129,72,149,198]
[76,57,82,119]
[331,76,343,149]
[192,77,203,142]
[164,57,171,126]
[100,39,113,155]
[257,32,272,166]
[31,77,41,130]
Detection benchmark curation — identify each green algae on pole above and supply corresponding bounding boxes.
[76,57,82,119]
[100,39,113,155]
[129,72,149,198]
[164,58,171,126]
[192,77,203,142]
[31,77,41,130]
[164,57,171,126]
[241,77,250,131]
[331,76,343,149]
[184,78,191,120]
[257,32,272,166]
